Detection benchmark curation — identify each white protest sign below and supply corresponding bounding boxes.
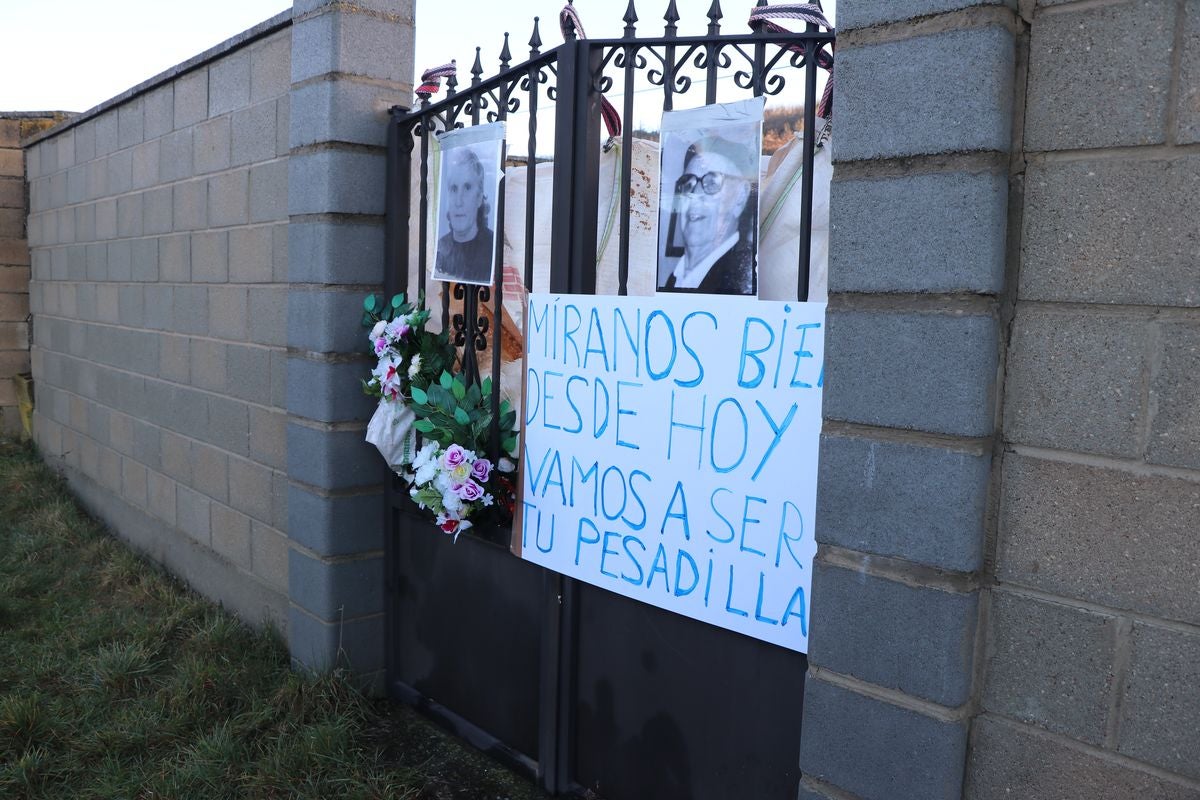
[518,293,824,653]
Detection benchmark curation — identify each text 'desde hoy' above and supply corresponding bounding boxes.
[518,293,825,653]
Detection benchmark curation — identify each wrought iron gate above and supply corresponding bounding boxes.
[382,3,834,797]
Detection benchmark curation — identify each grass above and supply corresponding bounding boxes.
[0,438,549,799]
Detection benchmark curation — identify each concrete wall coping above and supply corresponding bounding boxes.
[21,9,293,148]
[0,111,73,119]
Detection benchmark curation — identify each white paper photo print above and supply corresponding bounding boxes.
[657,97,765,297]
[432,122,506,286]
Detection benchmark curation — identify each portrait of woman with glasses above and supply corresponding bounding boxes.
[657,115,761,297]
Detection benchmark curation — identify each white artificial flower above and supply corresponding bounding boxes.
[370,320,387,340]
[442,491,464,515]
[414,461,438,485]
[408,353,422,379]
[498,457,516,473]
[412,441,439,470]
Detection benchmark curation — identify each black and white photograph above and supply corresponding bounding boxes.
[432,122,505,286]
[657,98,764,296]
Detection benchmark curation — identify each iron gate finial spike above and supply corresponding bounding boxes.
[664,0,679,36]
[529,16,542,55]
[471,47,484,85]
[446,71,458,97]
[500,32,512,70]
[707,0,722,35]
[623,0,638,36]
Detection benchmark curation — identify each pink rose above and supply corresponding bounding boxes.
[470,458,492,483]
[454,479,484,501]
[442,444,468,469]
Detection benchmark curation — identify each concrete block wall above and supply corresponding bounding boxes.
[805,1,1200,798]
[284,0,413,686]
[0,114,63,436]
[799,3,1017,799]
[968,0,1200,797]
[25,15,294,630]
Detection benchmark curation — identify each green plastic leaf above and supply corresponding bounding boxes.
[439,371,453,390]
[391,293,405,309]
[410,385,428,405]
[454,407,471,426]
[503,437,517,454]
[481,376,493,396]
[451,380,466,401]
[364,295,379,313]
[413,419,435,433]
[500,410,516,431]
[427,384,452,412]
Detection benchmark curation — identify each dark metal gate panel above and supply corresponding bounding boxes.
[389,507,544,762]
[573,583,808,800]
[383,5,834,796]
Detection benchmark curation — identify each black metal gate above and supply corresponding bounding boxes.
[382,4,833,797]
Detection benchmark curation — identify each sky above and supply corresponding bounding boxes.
[0,0,833,114]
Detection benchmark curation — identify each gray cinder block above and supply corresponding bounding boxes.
[209,48,252,117]
[809,563,978,706]
[1148,323,1200,470]
[1119,624,1200,779]
[249,159,288,222]
[286,422,380,491]
[288,548,384,621]
[118,98,144,150]
[287,220,383,284]
[982,593,1115,745]
[287,485,384,558]
[799,678,968,800]
[1021,156,1200,307]
[997,455,1200,625]
[143,84,175,140]
[966,716,1200,800]
[829,170,1008,295]
[229,456,274,524]
[836,27,1014,161]
[823,308,999,437]
[174,68,209,130]
[194,116,232,175]
[287,604,385,674]
[287,288,374,355]
[816,433,989,572]
[286,356,376,423]
[1025,0,1176,151]
[1004,307,1148,458]
[208,169,250,228]
[231,101,278,166]
[287,149,383,216]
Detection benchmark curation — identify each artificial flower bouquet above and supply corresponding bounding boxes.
[361,293,519,539]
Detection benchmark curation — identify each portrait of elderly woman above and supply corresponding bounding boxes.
[657,101,762,297]
[433,139,499,286]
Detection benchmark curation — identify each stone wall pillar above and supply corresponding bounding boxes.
[285,0,415,688]
[798,3,1019,798]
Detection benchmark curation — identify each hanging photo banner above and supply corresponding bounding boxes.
[515,292,824,653]
[431,122,506,286]
[657,97,765,297]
